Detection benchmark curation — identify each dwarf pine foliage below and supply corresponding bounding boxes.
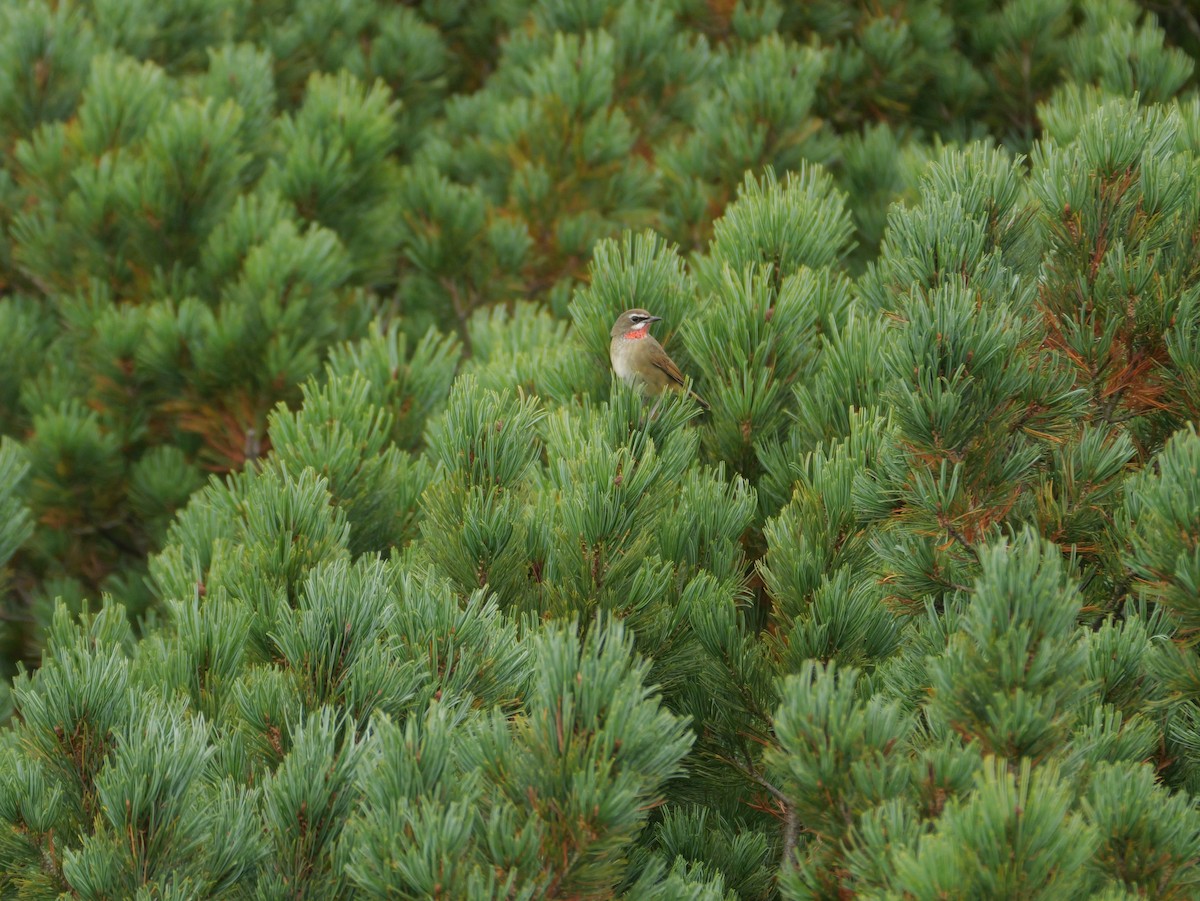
[2,0,1200,898]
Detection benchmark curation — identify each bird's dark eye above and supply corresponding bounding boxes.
[631,315,645,322]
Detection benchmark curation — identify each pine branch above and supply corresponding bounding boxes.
[719,743,799,872]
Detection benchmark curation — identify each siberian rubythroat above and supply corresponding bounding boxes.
[609,309,709,410]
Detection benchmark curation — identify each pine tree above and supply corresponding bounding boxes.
[2,1,1200,898]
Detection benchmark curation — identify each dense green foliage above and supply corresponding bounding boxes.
[2,0,1200,897]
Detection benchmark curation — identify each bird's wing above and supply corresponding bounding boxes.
[649,343,687,387]
[650,341,710,410]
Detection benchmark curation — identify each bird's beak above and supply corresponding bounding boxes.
[647,315,662,323]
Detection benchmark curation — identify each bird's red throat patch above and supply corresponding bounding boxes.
[624,329,649,339]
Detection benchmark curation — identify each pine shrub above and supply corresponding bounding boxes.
[1,0,1199,897]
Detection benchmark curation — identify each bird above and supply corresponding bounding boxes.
[609,308,709,410]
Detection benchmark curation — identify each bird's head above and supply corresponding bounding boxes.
[611,308,662,339]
